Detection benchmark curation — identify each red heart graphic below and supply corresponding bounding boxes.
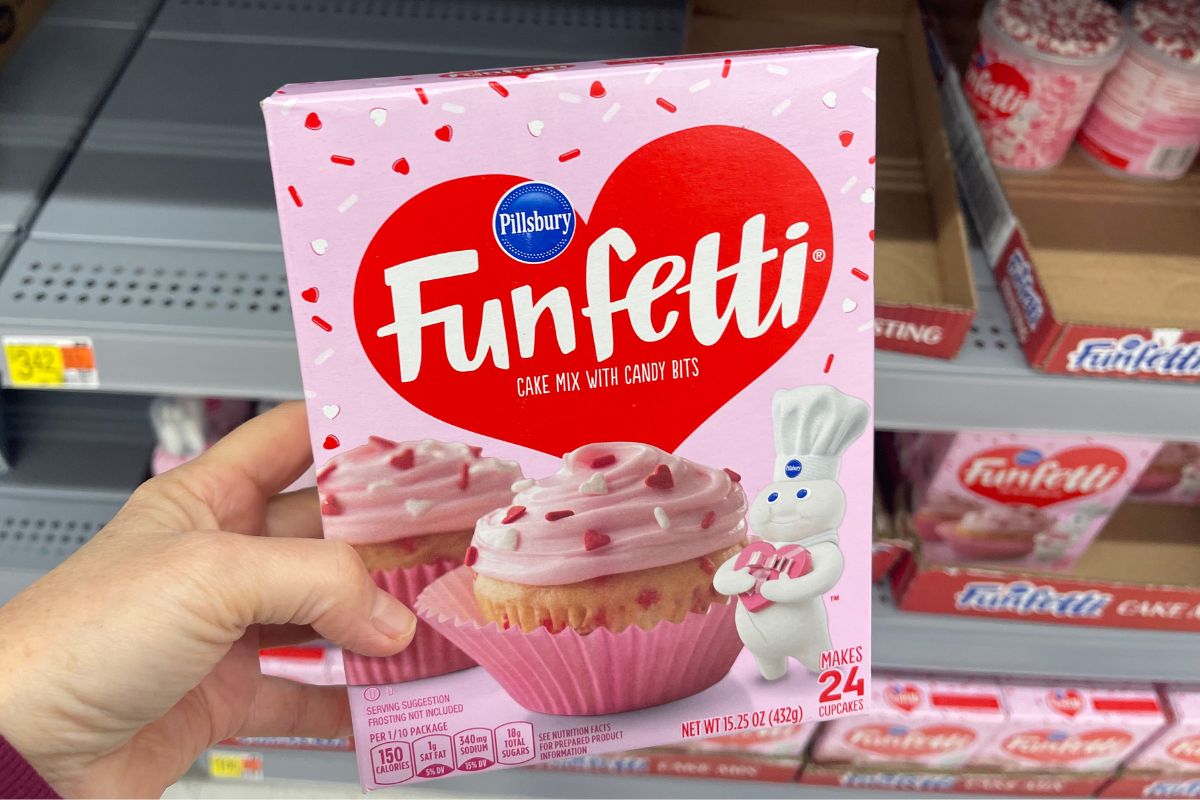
[1002,729,1133,764]
[838,130,854,147]
[304,112,322,130]
[846,724,976,758]
[957,446,1128,508]
[301,287,319,303]
[589,80,606,98]
[434,125,453,142]
[392,158,410,175]
[885,683,922,713]
[1047,689,1084,718]
[354,126,834,455]
[732,540,811,612]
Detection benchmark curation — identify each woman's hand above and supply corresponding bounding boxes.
[0,402,415,797]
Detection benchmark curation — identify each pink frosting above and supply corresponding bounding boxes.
[995,0,1125,58]
[917,492,982,519]
[959,504,1052,535]
[471,442,747,586]
[318,437,522,545]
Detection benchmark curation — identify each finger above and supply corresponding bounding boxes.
[265,488,322,539]
[191,401,314,501]
[237,676,352,739]
[204,533,416,658]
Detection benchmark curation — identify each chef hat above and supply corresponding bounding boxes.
[771,385,870,482]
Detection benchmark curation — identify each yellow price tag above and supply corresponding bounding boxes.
[207,750,263,780]
[4,343,64,386]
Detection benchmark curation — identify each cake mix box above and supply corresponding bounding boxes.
[1131,442,1200,507]
[262,46,877,789]
[971,683,1167,772]
[811,674,1007,769]
[1127,687,1200,773]
[904,431,1160,570]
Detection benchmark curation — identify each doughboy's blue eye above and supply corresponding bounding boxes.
[767,492,779,502]
[796,489,809,499]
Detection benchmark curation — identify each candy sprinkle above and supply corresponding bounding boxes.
[368,435,397,449]
[579,472,608,495]
[320,494,342,516]
[590,454,617,469]
[389,449,415,470]
[458,463,470,490]
[701,510,716,530]
[583,530,611,551]
[502,506,527,524]
[545,509,575,521]
[653,507,671,529]
[464,545,479,567]
[723,468,741,483]
[645,464,674,490]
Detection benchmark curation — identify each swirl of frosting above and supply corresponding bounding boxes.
[470,442,747,586]
[318,437,521,545]
[960,504,1052,535]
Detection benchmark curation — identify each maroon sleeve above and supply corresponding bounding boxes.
[0,736,60,799]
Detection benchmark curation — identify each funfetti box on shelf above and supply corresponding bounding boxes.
[1132,443,1200,508]
[971,683,1167,773]
[262,45,877,790]
[1127,687,1200,774]
[904,431,1159,571]
[811,674,1007,769]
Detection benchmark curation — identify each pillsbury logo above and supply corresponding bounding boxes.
[955,581,1113,618]
[493,181,576,264]
[785,458,803,478]
[1066,335,1200,377]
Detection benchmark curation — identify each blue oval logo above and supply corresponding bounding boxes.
[785,459,803,478]
[1015,449,1043,466]
[493,181,575,264]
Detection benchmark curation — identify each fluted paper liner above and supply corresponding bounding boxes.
[342,558,476,685]
[416,566,743,716]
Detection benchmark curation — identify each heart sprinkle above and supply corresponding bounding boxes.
[645,464,674,490]
[389,449,415,470]
[304,112,321,130]
[527,120,545,137]
[320,494,341,516]
[310,238,328,255]
[822,91,838,108]
[502,506,527,524]
[481,527,519,551]
[458,463,470,490]
[701,510,716,530]
[839,130,854,147]
[322,404,340,419]
[653,507,671,529]
[464,545,478,567]
[392,158,410,174]
[723,468,741,483]
[368,435,397,449]
[322,435,339,450]
[434,125,453,142]
[511,479,535,493]
[545,509,575,521]
[860,187,875,204]
[369,107,387,126]
[579,472,608,495]
[583,530,611,551]
[843,298,858,313]
[406,499,433,517]
[589,81,606,98]
[590,454,617,469]
[300,287,318,303]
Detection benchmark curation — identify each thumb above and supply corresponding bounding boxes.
[199,533,417,657]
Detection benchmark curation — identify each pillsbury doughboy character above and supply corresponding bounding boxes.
[714,385,869,680]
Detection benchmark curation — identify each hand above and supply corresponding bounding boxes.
[0,403,416,798]
[713,567,756,596]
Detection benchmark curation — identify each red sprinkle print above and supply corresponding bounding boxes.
[287,185,303,207]
[392,158,410,174]
[300,287,318,303]
[316,462,337,483]
[488,80,509,97]
[700,511,716,530]
[545,510,575,521]
[558,148,581,162]
[851,268,870,281]
[868,229,875,241]
[464,545,478,567]
[698,556,716,575]
[644,464,674,490]
[434,125,453,142]
[721,58,731,78]
[656,97,677,113]
[458,462,470,490]
[636,588,661,610]
[583,530,611,551]
[320,494,342,516]
[839,130,854,147]
[868,154,877,164]
[723,468,741,483]
[502,506,527,524]
[589,80,606,98]
[415,87,428,105]
[330,155,355,166]
[322,435,340,450]
[589,454,617,469]
[311,315,332,332]
[368,435,397,449]
[468,445,483,458]
[824,354,835,373]
[390,449,415,470]
[304,112,322,130]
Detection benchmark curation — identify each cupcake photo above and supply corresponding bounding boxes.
[416,441,748,715]
[911,492,983,542]
[1133,442,1200,495]
[937,504,1052,561]
[318,437,522,683]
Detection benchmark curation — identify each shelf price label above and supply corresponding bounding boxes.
[207,749,264,781]
[3,336,98,388]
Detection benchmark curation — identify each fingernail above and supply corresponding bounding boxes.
[371,590,417,642]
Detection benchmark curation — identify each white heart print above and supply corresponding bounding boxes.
[527,120,545,137]
[322,404,340,420]
[369,108,387,126]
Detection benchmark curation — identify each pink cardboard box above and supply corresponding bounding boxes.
[902,431,1160,570]
[971,683,1167,773]
[262,45,877,790]
[811,674,1007,769]
[1127,687,1200,773]
[1131,443,1200,507]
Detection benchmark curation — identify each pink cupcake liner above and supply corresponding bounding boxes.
[342,557,476,685]
[415,566,743,716]
[936,521,1037,561]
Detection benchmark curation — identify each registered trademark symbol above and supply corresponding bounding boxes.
[812,249,827,262]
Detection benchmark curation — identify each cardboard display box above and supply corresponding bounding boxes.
[1101,773,1200,799]
[894,502,1200,632]
[922,10,1200,381]
[800,762,1109,796]
[687,0,977,359]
